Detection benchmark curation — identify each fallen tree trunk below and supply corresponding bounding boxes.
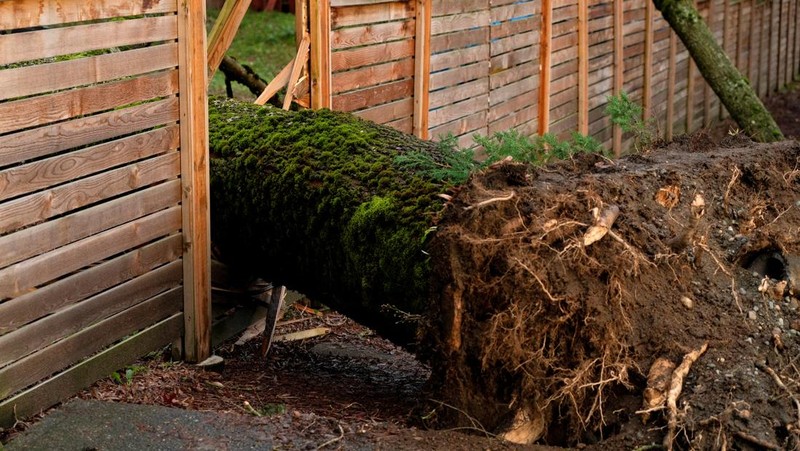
[209,97,446,346]
[210,98,800,446]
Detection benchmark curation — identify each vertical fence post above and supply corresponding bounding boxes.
[538,0,553,135]
[612,0,623,156]
[178,0,212,363]
[666,31,676,141]
[413,0,431,140]
[795,0,800,79]
[310,0,331,109]
[704,0,716,127]
[578,0,589,135]
[643,0,654,122]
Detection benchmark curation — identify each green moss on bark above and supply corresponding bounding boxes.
[209,98,446,346]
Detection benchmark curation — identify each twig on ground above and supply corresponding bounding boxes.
[243,401,262,417]
[664,342,709,451]
[756,362,800,430]
[431,399,492,438]
[733,431,780,450]
[315,424,345,450]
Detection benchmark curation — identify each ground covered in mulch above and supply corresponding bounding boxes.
[3,95,800,450]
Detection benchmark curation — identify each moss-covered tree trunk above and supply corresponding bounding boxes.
[653,0,783,142]
[209,98,446,348]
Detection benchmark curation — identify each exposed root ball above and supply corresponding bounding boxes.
[422,142,800,446]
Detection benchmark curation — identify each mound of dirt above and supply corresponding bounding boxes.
[424,139,800,449]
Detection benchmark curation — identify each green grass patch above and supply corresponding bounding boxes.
[206,8,297,99]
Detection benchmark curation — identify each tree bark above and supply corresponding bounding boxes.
[652,0,783,142]
[209,97,446,347]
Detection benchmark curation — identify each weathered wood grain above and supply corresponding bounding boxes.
[0,287,182,399]
[0,235,182,336]
[0,153,180,235]
[0,44,179,102]
[0,314,183,429]
[0,0,177,30]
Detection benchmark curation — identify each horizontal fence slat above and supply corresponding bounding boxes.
[331,0,398,6]
[430,61,489,90]
[0,126,180,202]
[332,59,414,93]
[0,16,178,66]
[431,44,490,72]
[331,2,413,28]
[355,97,413,124]
[0,179,181,270]
[0,313,183,429]
[331,21,414,50]
[0,0,177,30]
[0,152,180,235]
[333,79,413,112]
[0,207,182,300]
[430,78,489,109]
[431,27,487,53]
[431,10,490,35]
[0,97,179,168]
[0,260,183,368]
[0,43,179,102]
[430,94,489,127]
[0,70,179,136]
[0,235,182,336]
[331,40,415,72]
[0,287,182,399]
[429,110,487,139]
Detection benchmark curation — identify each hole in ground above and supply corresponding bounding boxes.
[742,248,788,281]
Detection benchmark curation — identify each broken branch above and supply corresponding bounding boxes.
[583,205,620,246]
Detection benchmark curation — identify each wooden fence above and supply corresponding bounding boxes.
[0,0,210,427]
[308,0,800,153]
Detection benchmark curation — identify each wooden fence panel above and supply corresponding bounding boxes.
[331,0,417,133]
[0,0,210,427]
[428,0,490,146]
[490,0,538,138]
[317,0,800,151]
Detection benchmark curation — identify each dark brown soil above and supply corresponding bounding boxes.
[424,139,800,449]
[4,94,800,450]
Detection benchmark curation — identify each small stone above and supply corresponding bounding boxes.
[769,301,775,310]
[753,272,761,278]
[793,319,800,330]
[748,310,757,320]
[708,363,716,368]
[719,357,725,363]
[773,327,782,336]
[790,298,799,310]
[739,288,747,295]
[778,318,785,327]
[746,337,754,344]
[681,296,694,309]
[753,306,759,312]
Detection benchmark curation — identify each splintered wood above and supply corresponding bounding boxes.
[583,205,620,246]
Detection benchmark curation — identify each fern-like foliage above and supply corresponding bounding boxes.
[395,129,608,185]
